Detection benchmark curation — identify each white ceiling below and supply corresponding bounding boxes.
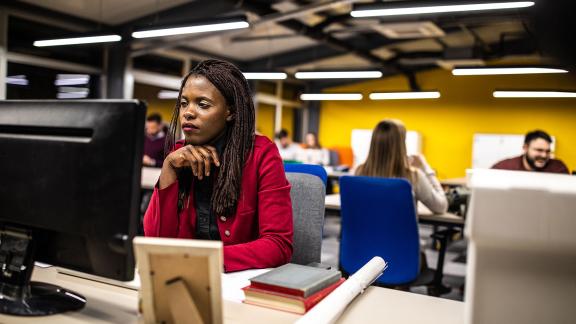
[285,54,373,74]
[13,0,536,72]
[185,23,318,61]
[20,0,191,24]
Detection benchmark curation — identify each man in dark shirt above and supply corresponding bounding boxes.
[143,113,166,168]
[492,130,569,174]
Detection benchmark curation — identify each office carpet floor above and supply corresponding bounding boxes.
[321,215,467,301]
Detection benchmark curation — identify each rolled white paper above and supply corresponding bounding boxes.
[295,256,387,324]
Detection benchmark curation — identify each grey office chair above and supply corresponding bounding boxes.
[285,172,326,265]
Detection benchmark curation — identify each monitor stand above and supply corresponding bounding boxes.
[0,227,85,316]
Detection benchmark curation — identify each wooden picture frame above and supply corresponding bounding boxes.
[133,237,223,324]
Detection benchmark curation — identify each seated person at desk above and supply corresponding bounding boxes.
[143,113,167,167]
[355,119,447,214]
[143,59,293,272]
[275,128,301,162]
[492,130,569,174]
[298,132,330,165]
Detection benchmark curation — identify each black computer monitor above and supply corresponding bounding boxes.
[0,100,146,316]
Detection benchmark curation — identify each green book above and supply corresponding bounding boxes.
[249,263,342,298]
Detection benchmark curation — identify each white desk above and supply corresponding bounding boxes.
[141,167,161,190]
[324,193,342,210]
[439,177,467,187]
[0,266,463,324]
[325,194,465,226]
[327,170,352,179]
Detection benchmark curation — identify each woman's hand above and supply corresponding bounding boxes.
[158,145,220,189]
[167,145,220,179]
[142,154,156,167]
[408,154,426,170]
[409,154,434,175]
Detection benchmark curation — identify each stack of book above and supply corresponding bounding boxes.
[243,263,345,314]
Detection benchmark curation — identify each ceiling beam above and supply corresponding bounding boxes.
[129,0,361,57]
[172,46,248,70]
[6,51,101,73]
[2,0,110,32]
[245,30,402,71]
[118,1,241,31]
[246,44,344,71]
[241,2,386,66]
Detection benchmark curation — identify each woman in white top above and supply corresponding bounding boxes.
[298,132,330,165]
[355,119,447,214]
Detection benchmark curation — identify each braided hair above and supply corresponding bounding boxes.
[165,59,255,216]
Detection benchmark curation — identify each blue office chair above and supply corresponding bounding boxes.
[284,163,328,187]
[339,176,420,286]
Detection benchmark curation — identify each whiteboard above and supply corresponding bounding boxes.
[351,129,422,167]
[472,133,556,169]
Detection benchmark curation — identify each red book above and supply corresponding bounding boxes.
[243,278,345,314]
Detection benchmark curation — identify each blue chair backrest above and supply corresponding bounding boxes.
[339,176,420,285]
[284,163,328,187]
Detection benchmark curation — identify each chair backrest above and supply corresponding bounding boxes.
[339,176,420,285]
[286,173,326,265]
[284,163,328,187]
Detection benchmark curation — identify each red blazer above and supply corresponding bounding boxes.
[143,135,293,272]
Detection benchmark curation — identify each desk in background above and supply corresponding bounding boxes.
[323,168,468,195]
[325,194,465,227]
[145,168,468,196]
[141,167,161,190]
[0,266,463,324]
[440,177,467,187]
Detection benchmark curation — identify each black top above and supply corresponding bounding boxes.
[194,132,227,240]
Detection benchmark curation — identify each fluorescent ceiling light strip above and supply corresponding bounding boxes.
[55,78,90,86]
[56,74,90,86]
[158,90,180,99]
[453,67,568,75]
[57,74,89,79]
[369,91,441,100]
[295,71,383,79]
[6,75,29,86]
[33,35,121,47]
[6,79,29,86]
[243,72,287,80]
[300,93,363,101]
[493,91,576,98]
[57,92,89,99]
[59,87,89,93]
[132,21,249,39]
[351,1,534,17]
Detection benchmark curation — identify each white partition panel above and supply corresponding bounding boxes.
[472,133,556,169]
[466,169,576,324]
[351,129,422,167]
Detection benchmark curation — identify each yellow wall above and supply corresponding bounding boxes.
[134,83,175,123]
[257,104,275,140]
[319,69,576,178]
[256,104,295,141]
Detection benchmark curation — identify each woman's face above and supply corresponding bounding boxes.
[179,76,231,145]
[305,133,316,147]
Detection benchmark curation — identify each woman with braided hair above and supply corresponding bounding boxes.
[143,59,293,272]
